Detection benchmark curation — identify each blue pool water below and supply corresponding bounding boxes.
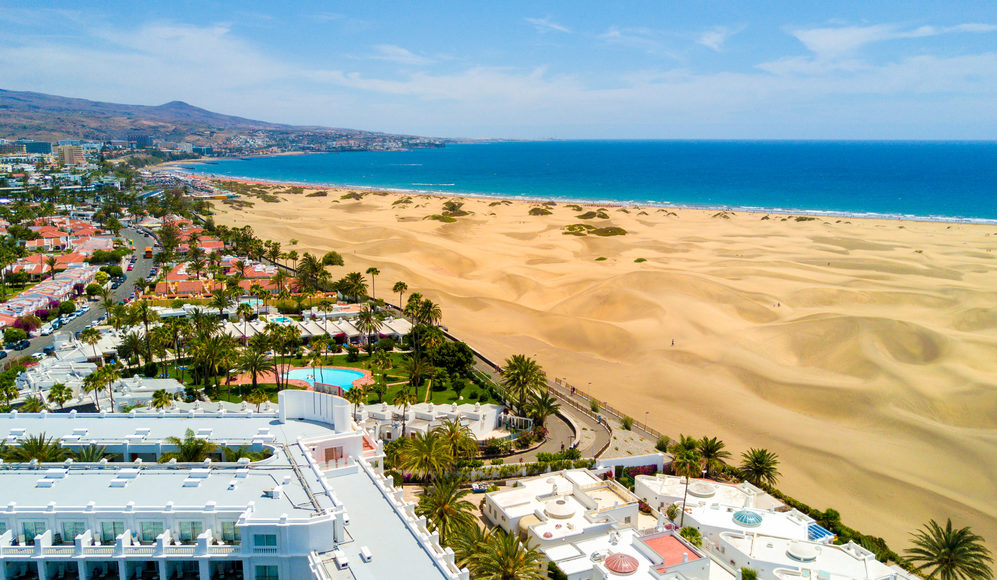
[286,367,366,390]
[181,141,997,222]
[270,316,293,324]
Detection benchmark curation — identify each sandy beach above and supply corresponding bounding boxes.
[208,183,997,551]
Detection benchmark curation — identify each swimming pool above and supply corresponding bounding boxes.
[285,367,366,390]
[269,316,293,324]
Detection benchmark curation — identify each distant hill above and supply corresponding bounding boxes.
[0,88,415,145]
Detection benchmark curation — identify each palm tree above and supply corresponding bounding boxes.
[246,387,269,412]
[355,304,380,347]
[119,331,145,366]
[499,354,547,415]
[46,383,73,409]
[99,364,121,411]
[238,345,275,393]
[365,267,380,300]
[417,299,443,326]
[82,372,103,411]
[697,436,732,478]
[906,519,993,580]
[670,433,700,456]
[343,386,367,421]
[451,524,491,569]
[434,418,478,460]
[210,289,234,319]
[342,271,367,302]
[8,432,71,462]
[236,302,254,339]
[20,395,47,412]
[392,385,418,438]
[466,528,547,580]
[396,431,453,481]
[527,390,560,426]
[416,476,477,546]
[159,429,218,462]
[73,444,110,462]
[45,255,58,279]
[151,389,173,409]
[129,300,160,364]
[739,447,781,487]
[78,327,103,365]
[392,281,408,309]
[672,448,703,527]
[403,352,434,395]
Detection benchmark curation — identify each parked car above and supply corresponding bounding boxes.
[0,350,7,360]
[12,339,30,350]
[31,352,45,360]
[42,345,55,355]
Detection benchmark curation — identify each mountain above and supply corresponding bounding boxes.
[0,89,419,146]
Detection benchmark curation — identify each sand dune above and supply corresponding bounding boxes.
[211,187,997,553]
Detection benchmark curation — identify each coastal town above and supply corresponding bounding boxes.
[0,131,974,580]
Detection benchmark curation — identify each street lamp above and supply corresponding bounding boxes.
[644,410,649,431]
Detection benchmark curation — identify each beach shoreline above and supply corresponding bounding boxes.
[166,167,997,225]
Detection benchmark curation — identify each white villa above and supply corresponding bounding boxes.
[355,401,511,442]
[633,475,917,580]
[0,390,467,580]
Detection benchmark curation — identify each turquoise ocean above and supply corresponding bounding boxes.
[180,141,997,222]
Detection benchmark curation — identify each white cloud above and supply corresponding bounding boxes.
[368,44,435,66]
[697,26,740,52]
[524,16,571,34]
[791,22,997,61]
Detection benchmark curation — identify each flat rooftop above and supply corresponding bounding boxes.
[1,412,334,445]
[723,532,900,580]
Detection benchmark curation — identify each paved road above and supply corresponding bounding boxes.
[16,227,155,360]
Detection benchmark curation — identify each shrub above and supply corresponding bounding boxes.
[621,416,634,430]
[562,447,581,460]
[634,257,647,263]
[4,328,27,344]
[590,399,600,413]
[85,283,103,297]
[529,207,552,216]
[655,435,671,452]
[666,504,680,521]
[58,301,77,315]
[491,458,504,465]
[741,569,758,580]
[516,430,533,449]
[142,362,159,378]
[592,227,627,236]
[376,337,395,352]
[345,346,360,362]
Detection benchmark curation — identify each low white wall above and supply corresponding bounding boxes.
[278,390,350,430]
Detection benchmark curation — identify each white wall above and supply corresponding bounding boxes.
[278,390,349,431]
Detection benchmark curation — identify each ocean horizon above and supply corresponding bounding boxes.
[178,140,997,223]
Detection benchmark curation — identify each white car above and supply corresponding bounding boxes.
[31,352,46,360]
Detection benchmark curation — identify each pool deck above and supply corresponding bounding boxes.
[230,365,373,391]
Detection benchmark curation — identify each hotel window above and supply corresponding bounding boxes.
[221,521,241,543]
[254,534,277,547]
[100,521,124,543]
[22,521,47,545]
[140,521,164,543]
[255,565,278,580]
[60,521,87,544]
[177,521,203,542]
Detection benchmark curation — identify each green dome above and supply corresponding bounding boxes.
[733,510,763,527]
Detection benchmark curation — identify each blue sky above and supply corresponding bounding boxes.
[1,1,996,139]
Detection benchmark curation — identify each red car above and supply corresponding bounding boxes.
[127,264,134,271]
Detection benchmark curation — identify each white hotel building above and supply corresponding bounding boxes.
[0,391,467,580]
